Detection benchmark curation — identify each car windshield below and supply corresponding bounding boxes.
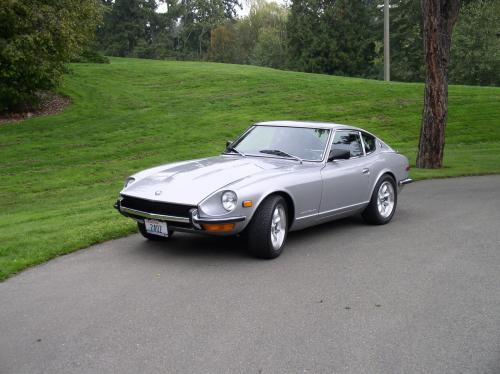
[232,126,330,161]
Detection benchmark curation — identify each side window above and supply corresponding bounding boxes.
[361,132,376,154]
[331,130,363,158]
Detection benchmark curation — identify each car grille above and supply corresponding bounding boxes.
[120,195,195,218]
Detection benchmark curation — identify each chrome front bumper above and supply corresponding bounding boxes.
[118,205,190,223]
[190,209,245,225]
[114,200,246,234]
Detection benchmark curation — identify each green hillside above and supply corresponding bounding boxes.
[1,57,499,280]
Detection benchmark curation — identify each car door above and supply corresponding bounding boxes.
[319,130,371,219]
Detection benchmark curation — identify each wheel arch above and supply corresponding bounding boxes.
[256,190,296,229]
[383,171,397,184]
[370,170,397,197]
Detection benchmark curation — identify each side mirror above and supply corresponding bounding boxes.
[328,148,350,161]
[226,140,232,149]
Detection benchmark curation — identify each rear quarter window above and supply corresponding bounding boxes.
[361,132,377,154]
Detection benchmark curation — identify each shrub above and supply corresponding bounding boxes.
[0,0,102,113]
[71,48,110,64]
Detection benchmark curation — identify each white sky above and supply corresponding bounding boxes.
[156,0,286,17]
[156,3,168,13]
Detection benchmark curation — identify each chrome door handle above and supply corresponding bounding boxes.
[362,168,370,175]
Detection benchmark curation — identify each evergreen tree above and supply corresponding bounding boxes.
[98,0,159,56]
[450,0,500,86]
[287,0,378,78]
[389,0,425,82]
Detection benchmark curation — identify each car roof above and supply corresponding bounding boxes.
[254,120,363,131]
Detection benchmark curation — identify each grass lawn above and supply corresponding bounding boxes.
[1,57,499,280]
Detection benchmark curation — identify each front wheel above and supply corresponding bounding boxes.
[247,195,288,259]
[137,222,174,241]
[362,175,397,225]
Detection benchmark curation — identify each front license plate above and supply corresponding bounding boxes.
[144,219,169,237]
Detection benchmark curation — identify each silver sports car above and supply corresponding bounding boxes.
[115,121,412,258]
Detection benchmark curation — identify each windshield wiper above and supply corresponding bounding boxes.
[259,149,303,163]
[225,146,246,157]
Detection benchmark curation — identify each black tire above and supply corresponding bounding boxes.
[247,195,288,259]
[137,222,174,241]
[362,174,397,225]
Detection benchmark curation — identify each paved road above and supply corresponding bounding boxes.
[1,176,500,374]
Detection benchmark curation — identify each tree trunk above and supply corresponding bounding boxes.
[416,0,460,168]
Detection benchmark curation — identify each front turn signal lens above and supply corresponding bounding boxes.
[242,200,253,207]
[201,223,235,232]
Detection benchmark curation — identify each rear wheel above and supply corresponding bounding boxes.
[137,222,174,241]
[362,175,397,225]
[247,195,288,259]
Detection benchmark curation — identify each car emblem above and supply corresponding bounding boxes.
[155,190,162,196]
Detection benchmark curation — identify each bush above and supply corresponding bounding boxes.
[0,0,102,113]
[71,49,110,64]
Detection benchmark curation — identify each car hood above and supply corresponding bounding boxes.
[121,155,298,205]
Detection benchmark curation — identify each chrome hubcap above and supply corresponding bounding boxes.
[377,181,395,218]
[270,204,286,250]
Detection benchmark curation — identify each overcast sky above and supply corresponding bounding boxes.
[156,0,286,18]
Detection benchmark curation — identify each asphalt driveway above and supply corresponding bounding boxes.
[1,175,500,374]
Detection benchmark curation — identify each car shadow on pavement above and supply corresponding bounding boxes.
[131,232,249,261]
[286,215,364,245]
[129,215,369,262]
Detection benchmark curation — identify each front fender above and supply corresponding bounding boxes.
[228,166,323,231]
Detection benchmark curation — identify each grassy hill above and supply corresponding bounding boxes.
[1,57,499,280]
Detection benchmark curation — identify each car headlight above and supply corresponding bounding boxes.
[124,177,135,188]
[221,191,237,211]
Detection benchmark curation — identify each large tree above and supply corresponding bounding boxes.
[177,0,240,58]
[416,0,460,168]
[207,0,288,66]
[388,0,499,85]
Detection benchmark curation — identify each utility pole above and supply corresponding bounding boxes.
[384,0,390,81]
